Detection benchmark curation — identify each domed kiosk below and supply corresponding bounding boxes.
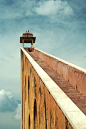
[20,30,36,51]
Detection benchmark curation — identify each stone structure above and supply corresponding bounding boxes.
[20,30,36,49]
[20,32,86,129]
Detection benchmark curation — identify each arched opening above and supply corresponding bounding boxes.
[28,76,30,102]
[25,76,26,100]
[44,100,47,129]
[28,114,30,128]
[34,77,36,98]
[34,99,37,129]
[28,76,30,91]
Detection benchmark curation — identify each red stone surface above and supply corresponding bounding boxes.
[23,33,33,35]
[33,49,86,96]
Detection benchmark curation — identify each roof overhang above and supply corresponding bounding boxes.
[20,37,36,43]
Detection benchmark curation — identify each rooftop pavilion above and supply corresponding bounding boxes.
[20,30,36,50]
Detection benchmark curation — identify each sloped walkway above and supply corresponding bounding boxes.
[26,49,86,115]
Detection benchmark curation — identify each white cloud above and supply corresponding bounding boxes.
[15,104,21,120]
[0,90,18,112]
[0,89,21,128]
[34,0,73,16]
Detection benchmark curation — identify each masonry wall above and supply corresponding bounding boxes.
[21,49,75,129]
[21,48,86,129]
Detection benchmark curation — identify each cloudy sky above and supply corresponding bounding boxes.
[0,0,86,128]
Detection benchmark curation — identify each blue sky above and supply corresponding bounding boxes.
[0,0,86,128]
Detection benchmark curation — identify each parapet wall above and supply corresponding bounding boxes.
[34,49,86,96]
[21,48,86,129]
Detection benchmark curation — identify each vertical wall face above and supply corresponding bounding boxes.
[21,49,74,129]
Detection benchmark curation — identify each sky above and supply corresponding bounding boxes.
[0,0,86,128]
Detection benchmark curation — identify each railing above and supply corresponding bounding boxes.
[21,48,86,129]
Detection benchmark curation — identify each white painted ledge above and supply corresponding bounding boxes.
[21,48,86,129]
